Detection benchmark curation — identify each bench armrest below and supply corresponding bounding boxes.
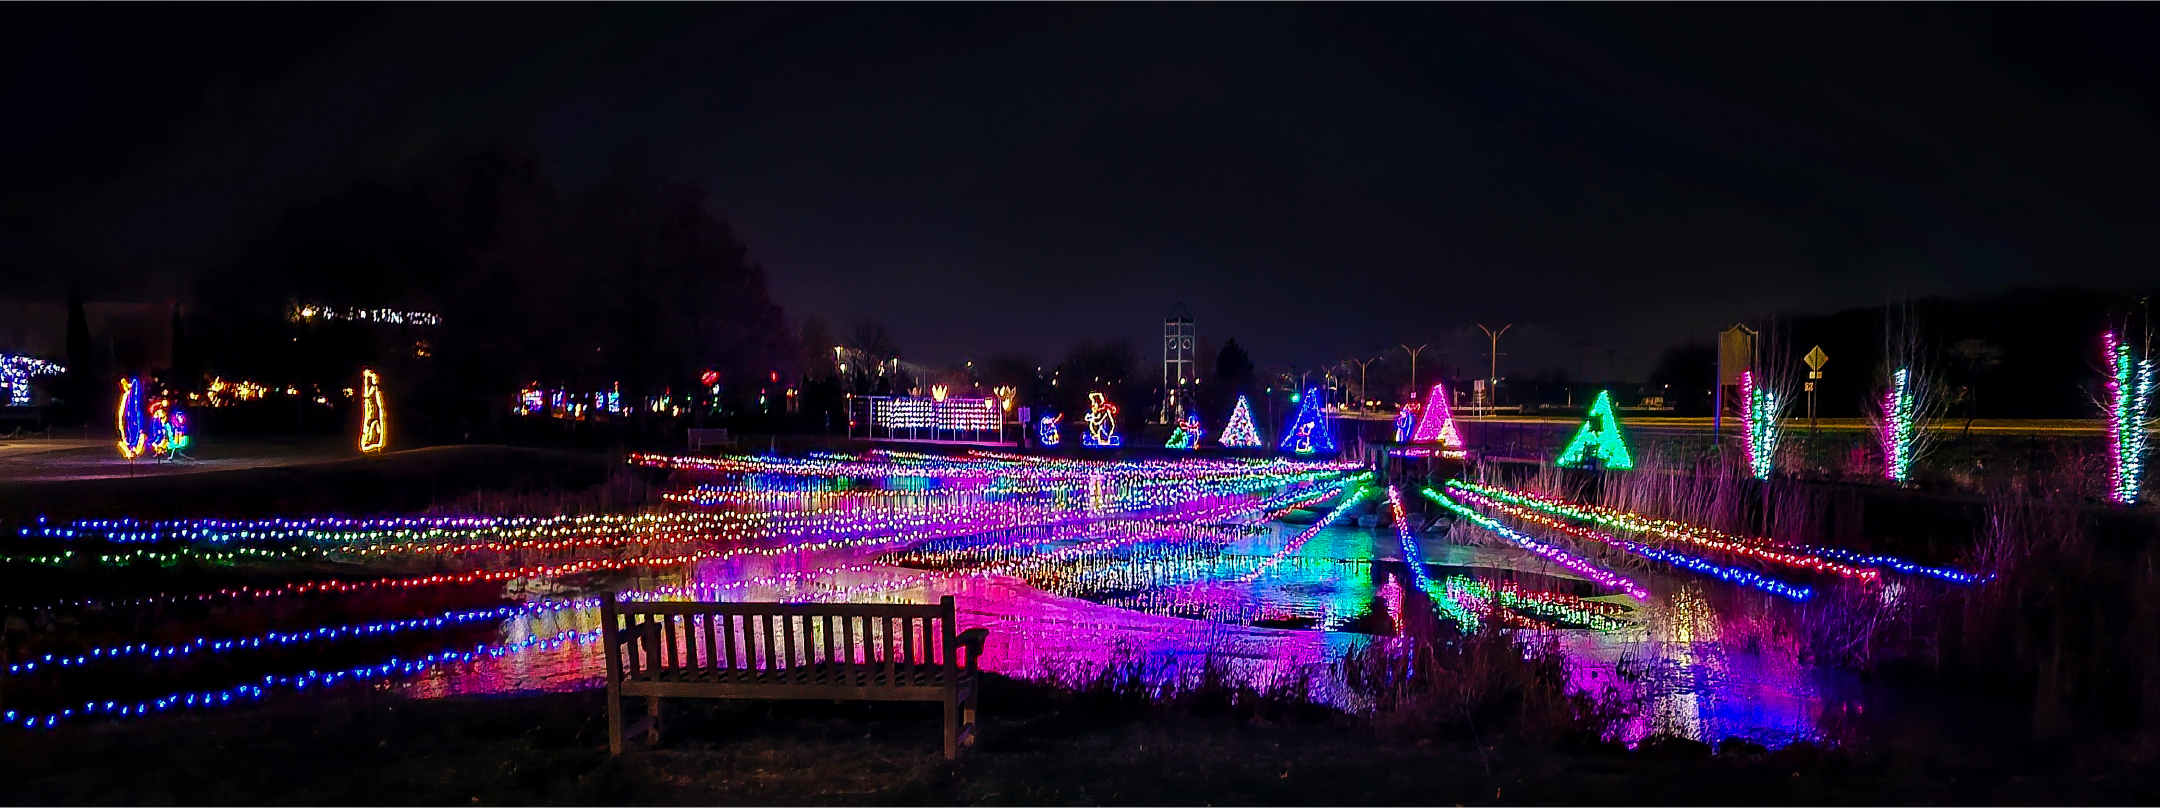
[956,627,988,667]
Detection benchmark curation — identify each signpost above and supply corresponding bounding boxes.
[1803,345,1828,433]
[1716,325,1757,440]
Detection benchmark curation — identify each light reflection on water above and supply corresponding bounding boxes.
[412,507,1834,747]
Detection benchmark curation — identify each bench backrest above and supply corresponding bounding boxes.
[600,596,962,684]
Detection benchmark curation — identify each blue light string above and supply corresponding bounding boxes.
[1442,488,1810,601]
[6,600,592,677]
[4,627,603,731]
[1794,545,1976,584]
[1614,541,1814,601]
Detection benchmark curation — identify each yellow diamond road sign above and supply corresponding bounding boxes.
[1803,346,1828,371]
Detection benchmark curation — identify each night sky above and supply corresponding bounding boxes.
[7,4,2159,378]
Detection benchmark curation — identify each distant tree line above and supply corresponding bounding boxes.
[183,147,795,443]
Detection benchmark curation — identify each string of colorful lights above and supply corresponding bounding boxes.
[1420,487,1650,600]
[1236,485,1369,582]
[2104,330,2155,505]
[7,626,598,731]
[1444,480,1878,581]
[6,600,589,677]
[1741,369,1780,480]
[1881,367,1917,483]
[1445,479,1971,583]
[1443,487,1814,601]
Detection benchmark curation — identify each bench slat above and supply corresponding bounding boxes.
[781,613,800,685]
[702,613,718,674]
[664,613,680,672]
[613,602,946,618]
[603,597,978,760]
[762,613,778,674]
[723,612,739,671]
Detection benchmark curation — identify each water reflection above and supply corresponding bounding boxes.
[20,456,1851,748]
[437,516,1834,747]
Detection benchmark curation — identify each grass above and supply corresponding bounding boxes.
[10,671,2160,806]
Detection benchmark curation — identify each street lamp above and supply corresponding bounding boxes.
[1399,343,1430,399]
[1340,356,1383,410]
[1477,323,1512,415]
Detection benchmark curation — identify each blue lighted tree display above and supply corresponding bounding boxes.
[1277,387,1336,455]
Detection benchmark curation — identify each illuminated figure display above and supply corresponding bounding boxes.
[1036,413,1063,447]
[1408,382,1465,457]
[1554,390,1633,469]
[1392,404,1419,443]
[1165,412,1205,449]
[359,368,387,453]
[1277,387,1335,455]
[1220,395,1262,448]
[1080,392,1121,448]
[116,377,148,459]
[148,396,191,460]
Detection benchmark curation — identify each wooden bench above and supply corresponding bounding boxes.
[599,595,988,758]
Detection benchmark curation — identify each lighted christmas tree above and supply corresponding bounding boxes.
[1554,390,1632,469]
[1408,382,1464,454]
[1220,395,1262,448]
[1277,387,1336,455]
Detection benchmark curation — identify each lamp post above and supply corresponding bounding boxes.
[1399,343,1430,399]
[1477,323,1512,415]
[1340,356,1383,410]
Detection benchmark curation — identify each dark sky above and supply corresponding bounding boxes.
[6,4,2159,379]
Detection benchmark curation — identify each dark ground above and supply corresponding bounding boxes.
[0,443,624,523]
[5,673,2159,806]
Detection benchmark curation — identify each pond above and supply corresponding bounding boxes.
[8,450,1922,749]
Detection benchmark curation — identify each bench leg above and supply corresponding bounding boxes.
[607,684,624,756]
[964,679,981,748]
[647,695,662,747]
[943,694,960,760]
